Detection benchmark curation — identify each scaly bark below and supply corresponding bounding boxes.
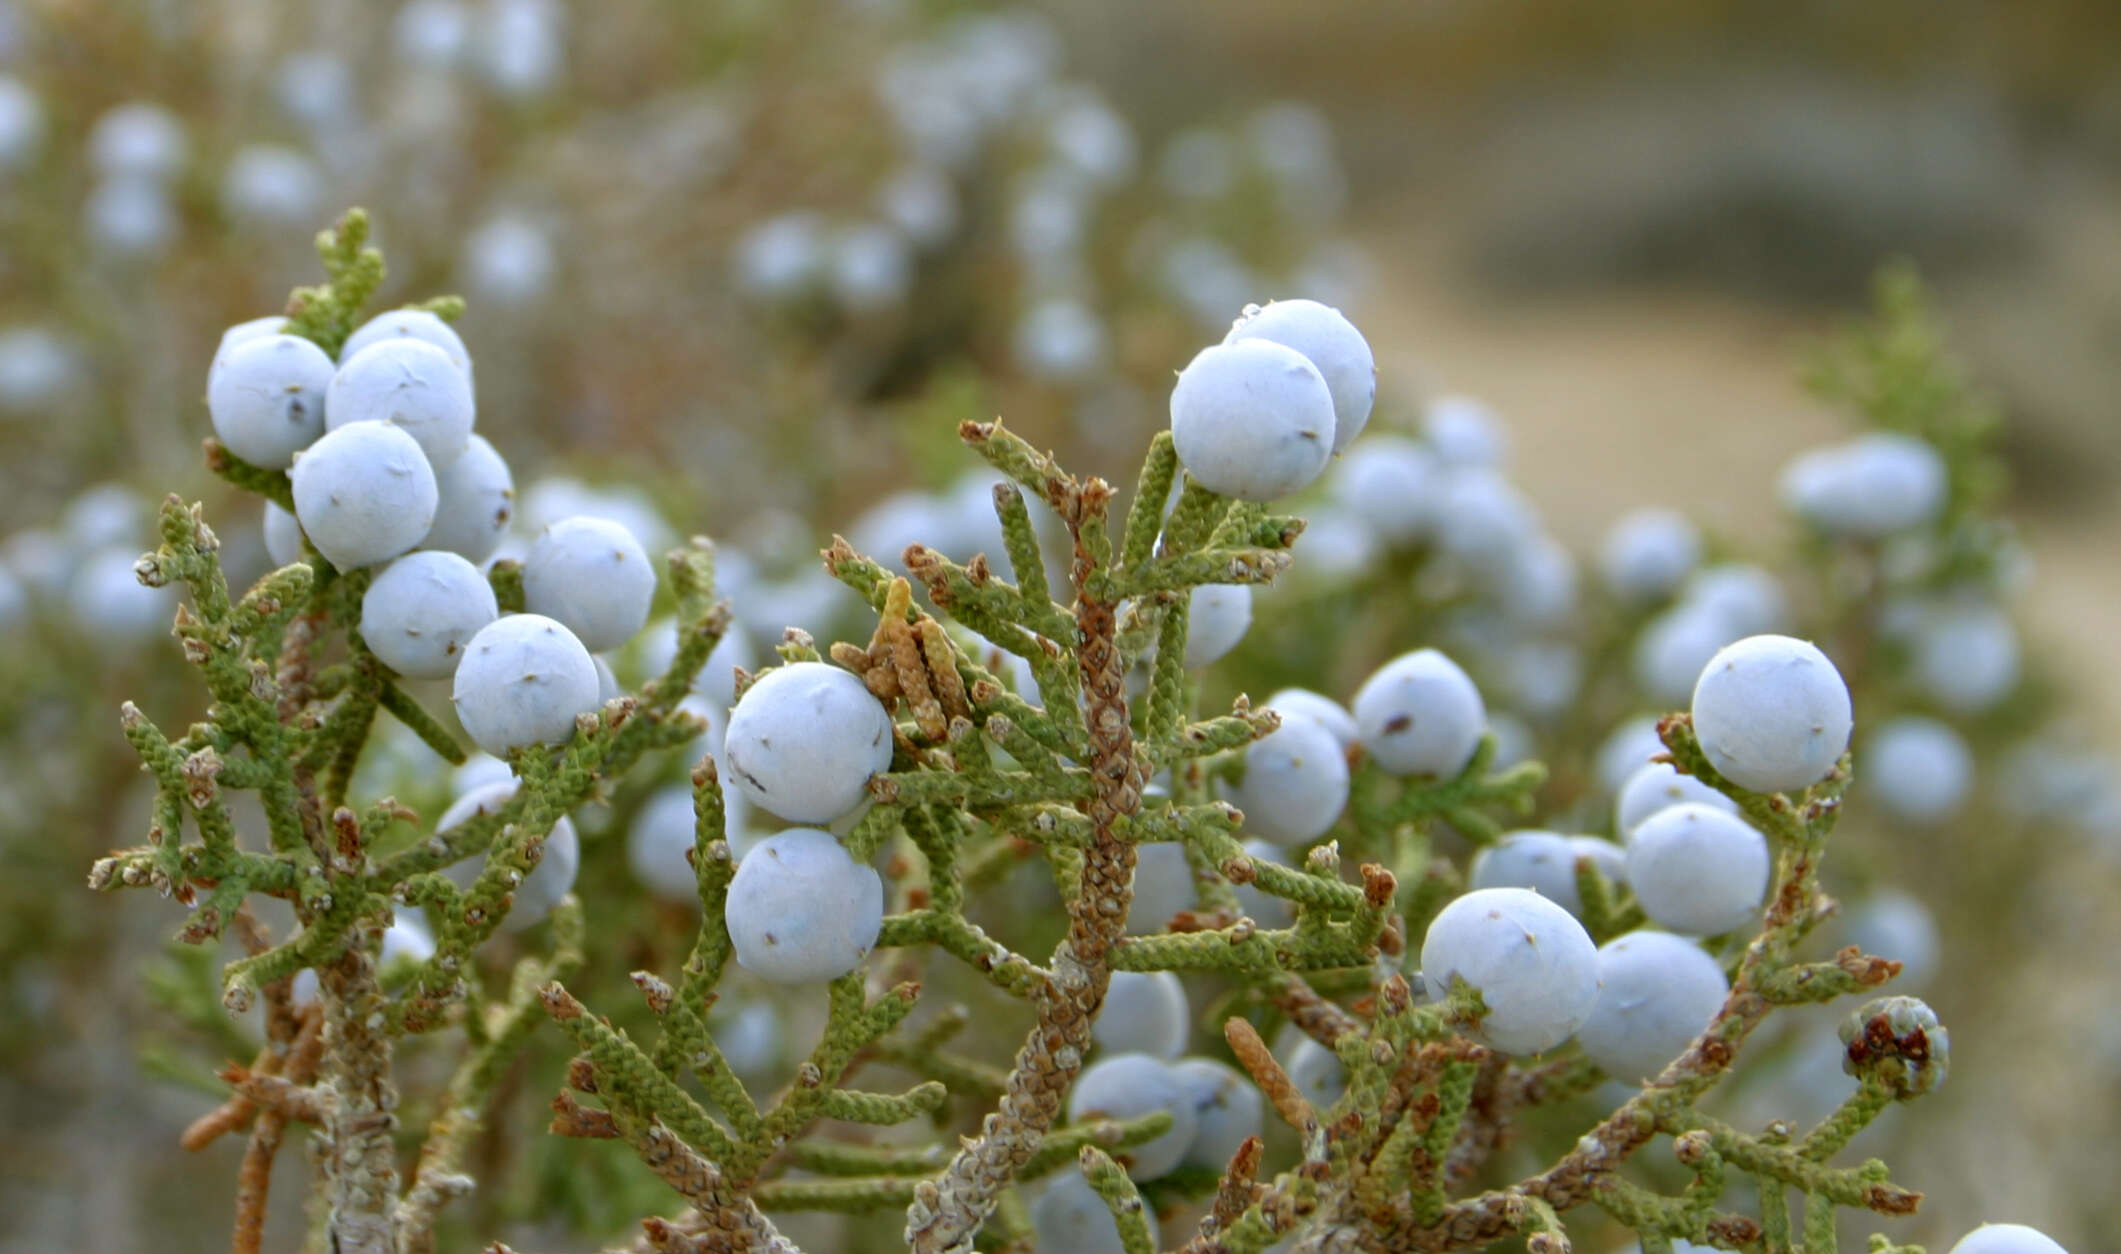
[318,945,402,1254]
[904,479,1141,1254]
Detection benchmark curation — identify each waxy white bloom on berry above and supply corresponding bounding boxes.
[462,215,556,306]
[724,828,883,984]
[1126,841,1194,936]
[1684,563,1789,636]
[1093,971,1189,1060]
[422,433,514,564]
[450,613,600,756]
[634,614,756,710]
[1579,930,1728,1083]
[88,102,186,181]
[263,501,305,567]
[1424,394,1507,467]
[1469,831,1586,916]
[733,212,825,300]
[630,780,757,902]
[327,337,475,471]
[380,911,437,967]
[1626,803,1770,937]
[1229,838,1292,928]
[1614,761,1738,837]
[394,0,473,69]
[1497,533,1579,630]
[1867,715,1974,825]
[289,421,438,569]
[340,308,475,391]
[1421,887,1600,1055]
[1570,835,1628,888]
[87,175,176,258]
[0,325,80,412]
[69,546,170,643]
[1600,508,1701,605]
[361,550,498,679]
[1353,648,1485,778]
[1066,1054,1198,1180]
[827,222,912,314]
[1284,1035,1346,1108]
[1183,583,1251,669]
[1432,469,1538,569]
[1691,634,1852,794]
[522,515,655,652]
[1634,601,1741,707]
[1030,1173,1126,1254]
[1169,338,1335,501]
[1173,1058,1264,1172]
[208,333,334,469]
[1781,432,1947,540]
[619,789,704,908]
[210,316,287,377]
[1843,889,1941,994]
[0,76,44,171]
[1014,298,1108,383]
[1263,689,1358,748]
[723,662,894,824]
[437,780,580,931]
[1595,717,1667,798]
[877,165,958,249]
[1331,435,1441,546]
[63,485,145,552]
[1227,712,1348,847]
[1910,602,2019,713]
[1947,1224,2069,1254]
[221,144,322,225]
[1223,298,1375,452]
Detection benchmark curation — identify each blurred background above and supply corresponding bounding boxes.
[1,1,2117,1251]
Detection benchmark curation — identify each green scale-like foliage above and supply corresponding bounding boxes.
[93,213,1958,1254]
